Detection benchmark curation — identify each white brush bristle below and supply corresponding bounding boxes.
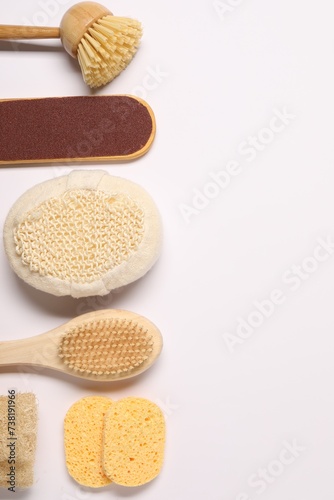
[77,15,142,88]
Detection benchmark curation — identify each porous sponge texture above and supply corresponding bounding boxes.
[0,393,37,489]
[102,397,165,487]
[64,396,113,488]
[4,170,162,298]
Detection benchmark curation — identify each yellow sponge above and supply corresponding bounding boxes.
[102,397,165,487]
[0,393,37,489]
[64,396,113,488]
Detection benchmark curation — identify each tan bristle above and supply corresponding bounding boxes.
[58,319,154,376]
[77,15,142,88]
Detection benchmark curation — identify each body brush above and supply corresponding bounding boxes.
[0,309,163,382]
[0,1,142,88]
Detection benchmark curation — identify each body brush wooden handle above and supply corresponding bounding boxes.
[0,25,60,39]
[0,2,142,87]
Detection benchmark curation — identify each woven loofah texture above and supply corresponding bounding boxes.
[0,393,37,489]
[58,318,154,376]
[78,16,142,88]
[14,190,144,284]
[4,170,162,297]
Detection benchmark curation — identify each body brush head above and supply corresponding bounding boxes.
[3,170,162,298]
[58,316,156,377]
[59,2,142,88]
[56,309,163,381]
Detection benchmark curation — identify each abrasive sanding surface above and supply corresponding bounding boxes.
[0,96,153,162]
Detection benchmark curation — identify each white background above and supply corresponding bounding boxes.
[1,0,334,499]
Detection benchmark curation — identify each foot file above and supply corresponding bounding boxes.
[0,95,155,165]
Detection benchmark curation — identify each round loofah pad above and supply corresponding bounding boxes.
[3,170,162,298]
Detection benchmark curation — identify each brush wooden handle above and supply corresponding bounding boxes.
[0,25,60,39]
[0,2,110,45]
[0,332,59,366]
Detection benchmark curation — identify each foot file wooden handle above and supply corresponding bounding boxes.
[0,95,155,165]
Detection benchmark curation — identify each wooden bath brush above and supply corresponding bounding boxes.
[0,1,142,88]
[0,310,163,382]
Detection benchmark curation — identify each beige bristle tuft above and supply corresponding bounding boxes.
[58,319,154,377]
[77,15,142,88]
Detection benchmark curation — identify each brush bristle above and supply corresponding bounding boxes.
[77,15,142,88]
[58,319,154,377]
